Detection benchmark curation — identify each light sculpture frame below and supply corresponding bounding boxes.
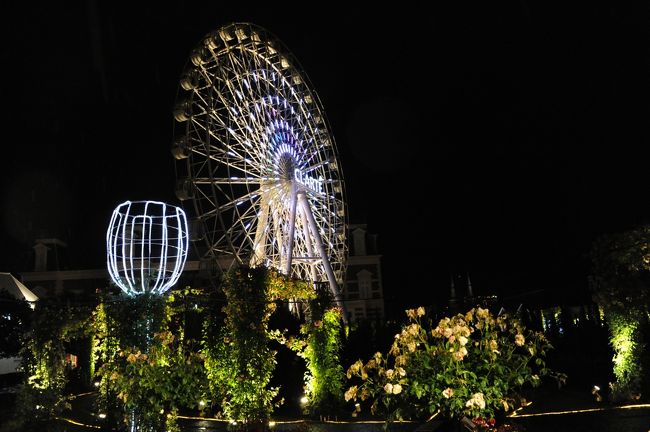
[106,200,189,296]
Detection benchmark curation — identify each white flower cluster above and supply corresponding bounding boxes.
[384,383,403,394]
[465,392,486,410]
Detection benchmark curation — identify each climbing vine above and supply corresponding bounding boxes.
[289,306,345,417]
[203,266,283,428]
[6,302,90,431]
[92,290,207,431]
[590,228,650,401]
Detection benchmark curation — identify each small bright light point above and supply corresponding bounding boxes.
[268,420,276,427]
[355,403,360,407]
[98,413,107,419]
[593,385,600,391]
[230,420,237,425]
[300,396,309,405]
[199,400,206,407]
[94,381,100,387]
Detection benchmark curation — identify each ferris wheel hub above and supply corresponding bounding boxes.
[278,153,297,181]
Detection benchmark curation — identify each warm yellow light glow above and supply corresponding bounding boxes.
[269,420,276,427]
[300,396,309,404]
[510,403,650,418]
[56,417,102,429]
[322,419,417,424]
[169,415,419,426]
[175,415,228,422]
[511,407,603,417]
[98,413,106,419]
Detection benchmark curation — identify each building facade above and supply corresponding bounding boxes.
[19,227,387,324]
[342,224,385,323]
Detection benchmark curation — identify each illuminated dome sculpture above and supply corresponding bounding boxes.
[172,23,347,312]
[106,200,189,296]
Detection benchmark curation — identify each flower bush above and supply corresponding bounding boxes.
[98,331,206,431]
[202,267,283,427]
[288,306,345,417]
[345,306,565,424]
[3,303,90,432]
[94,292,207,431]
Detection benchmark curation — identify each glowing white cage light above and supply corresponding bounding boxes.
[106,200,189,296]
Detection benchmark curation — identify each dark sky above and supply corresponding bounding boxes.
[1,3,648,313]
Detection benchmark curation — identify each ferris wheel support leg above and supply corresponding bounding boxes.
[284,183,298,275]
[297,192,348,324]
[299,209,319,283]
[251,191,270,266]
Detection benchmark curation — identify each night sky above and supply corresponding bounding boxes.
[1,3,648,314]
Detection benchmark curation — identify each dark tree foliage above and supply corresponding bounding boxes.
[589,227,650,401]
[0,289,32,358]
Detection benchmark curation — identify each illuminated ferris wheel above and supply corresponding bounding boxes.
[172,22,347,311]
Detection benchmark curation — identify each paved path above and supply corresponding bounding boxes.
[514,407,650,432]
[2,389,649,431]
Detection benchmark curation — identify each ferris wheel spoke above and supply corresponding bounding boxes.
[301,160,331,175]
[195,177,265,185]
[199,86,262,159]
[191,119,259,168]
[216,189,260,210]
[215,185,279,246]
[206,151,262,179]
[190,117,262,172]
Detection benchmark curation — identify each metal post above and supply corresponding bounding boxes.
[251,189,270,266]
[297,192,347,323]
[284,182,298,275]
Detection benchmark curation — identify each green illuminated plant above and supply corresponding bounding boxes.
[7,303,90,431]
[93,291,207,431]
[289,306,345,417]
[590,228,650,401]
[606,311,645,400]
[202,266,282,427]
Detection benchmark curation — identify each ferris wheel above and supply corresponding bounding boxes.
[172,22,347,312]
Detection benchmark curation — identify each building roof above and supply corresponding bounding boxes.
[0,272,39,302]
